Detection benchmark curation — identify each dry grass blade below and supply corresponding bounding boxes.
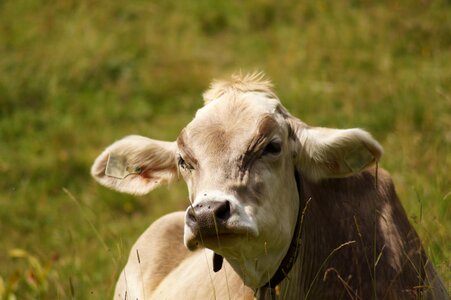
[69,277,75,299]
[136,249,146,300]
[211,212,231,300]
[374,244,386,267]
[62,188,117,266]
[323,268,362,300]
[187,201,217,299]
[304,240,356,299]
[353,216,375,284]
[123,271,128,300]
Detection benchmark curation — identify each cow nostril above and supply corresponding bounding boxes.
[215,200,231,221]
[187,207,197,223]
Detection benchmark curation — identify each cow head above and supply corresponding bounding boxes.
[91,73,383,288]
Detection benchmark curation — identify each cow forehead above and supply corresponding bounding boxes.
[197,91,280,119]
[180,92,281,158]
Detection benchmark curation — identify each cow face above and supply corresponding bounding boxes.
[178,93,300,286]
[91,74,383,287]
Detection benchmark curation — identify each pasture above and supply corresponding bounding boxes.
[0,0,449,298]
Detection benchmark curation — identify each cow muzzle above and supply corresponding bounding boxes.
[186,200,231,236]
[184,193,258,251]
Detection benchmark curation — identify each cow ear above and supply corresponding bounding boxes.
[91,135,178,195]
[287,117,383,181]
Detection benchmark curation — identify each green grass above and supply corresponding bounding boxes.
[0,0,449,298]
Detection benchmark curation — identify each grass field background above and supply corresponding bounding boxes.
[0,0,449,298]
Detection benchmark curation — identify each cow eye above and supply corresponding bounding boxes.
[262,140,282,156]
[178,155,193,171]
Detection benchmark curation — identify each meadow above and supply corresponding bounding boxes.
[0,0,449,298]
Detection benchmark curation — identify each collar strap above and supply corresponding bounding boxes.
[261,170,304,289]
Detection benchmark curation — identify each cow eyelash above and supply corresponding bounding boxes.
[177,155,194,171]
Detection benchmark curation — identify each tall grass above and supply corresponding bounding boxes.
[0,0,449,298]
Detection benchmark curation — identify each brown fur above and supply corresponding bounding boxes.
[279,168,448,299]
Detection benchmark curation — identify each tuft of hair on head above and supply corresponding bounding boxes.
[202,71,275,105]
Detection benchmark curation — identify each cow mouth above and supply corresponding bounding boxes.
[183,199,259,251]
[184,226,257,251]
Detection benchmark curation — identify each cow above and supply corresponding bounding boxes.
[91,73,449,299]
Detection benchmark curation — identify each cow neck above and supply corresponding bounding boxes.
[256,170,304,297]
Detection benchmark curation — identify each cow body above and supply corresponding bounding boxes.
[92,73,448,299]
[113,170,447,300]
